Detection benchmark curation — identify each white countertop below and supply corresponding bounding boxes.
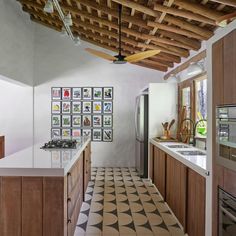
[150,139,208,177]
[0,137,91,177]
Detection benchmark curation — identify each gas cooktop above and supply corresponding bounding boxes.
[41,139,77,149]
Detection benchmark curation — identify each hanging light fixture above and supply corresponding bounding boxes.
[74,36,81,46]
[64,12,73,26]
[187,62,204,76]
[44,0,80,46]
[60,26,67,37]
[43,0,54,13]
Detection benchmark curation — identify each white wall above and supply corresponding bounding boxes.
[0,75,33,156]
[0,0,35,86]
[33,25,165,167]
[0,0,35,156]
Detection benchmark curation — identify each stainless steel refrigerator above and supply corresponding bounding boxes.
[135,94,148,178]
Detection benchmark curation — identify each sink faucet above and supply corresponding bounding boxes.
[179,118,195,145]
[193,119,207,148]
[180,118,207,148]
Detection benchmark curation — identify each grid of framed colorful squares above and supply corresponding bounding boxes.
[51,87,113,142]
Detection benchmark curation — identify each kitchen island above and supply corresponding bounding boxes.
[0,137,91,236]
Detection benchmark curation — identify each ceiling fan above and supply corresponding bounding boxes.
[85,4,160,64]
[216,11,236,27]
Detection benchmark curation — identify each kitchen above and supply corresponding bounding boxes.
[0,0,236,236]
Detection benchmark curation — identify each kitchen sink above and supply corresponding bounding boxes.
[167,144,189,149]
[177,150,206,156]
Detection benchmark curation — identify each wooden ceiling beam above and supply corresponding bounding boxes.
[154,3,216,25]
[209,0,236,7]
[111,0,213,38]
[75,0,201,50]
[32,11,171,70]
[157,30,201,50]
[147,21,206,40]
[22,4,189,58]
[174,0,224,21]
[19,0,201,50]
[31,16,167,72]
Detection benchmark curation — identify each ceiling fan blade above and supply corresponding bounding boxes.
[216,12,236,27]
[125,50,161,63]
[85,48,117,61]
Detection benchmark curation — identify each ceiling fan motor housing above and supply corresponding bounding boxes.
[113,54,127,64]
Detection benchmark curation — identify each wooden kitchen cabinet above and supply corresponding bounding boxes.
[212,30,236,235]
[153,146,166,199]
[166,154,187,230]
[84,142,91,195]
[0,136,5,159]
[223,29,236,105]
[186,169,206,236]
[0,141,91,236]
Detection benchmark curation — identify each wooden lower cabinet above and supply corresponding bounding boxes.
[153,146,166,199]
[0,142,92,236]
[166,154,187,229]
[186,169,206,236]
[84,142,91,195]
[0,136,5,159]
[151,145,206,235]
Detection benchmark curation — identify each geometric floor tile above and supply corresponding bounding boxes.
[75,167,185,236]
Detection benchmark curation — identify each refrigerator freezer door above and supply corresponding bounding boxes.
[135,95,145,142]
[135,140,144,177]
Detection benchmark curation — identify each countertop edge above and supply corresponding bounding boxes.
[150,139,208,178]
[0,138,91,177]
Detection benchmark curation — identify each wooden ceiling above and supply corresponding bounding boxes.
[17,0,236,72]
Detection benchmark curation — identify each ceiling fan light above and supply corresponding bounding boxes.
[187,62,203,76]
[43,0,54,13]
[74,36,81,46]
[64,12,73,26]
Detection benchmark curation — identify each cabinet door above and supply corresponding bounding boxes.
[187,169,205,236]
[223,29,236,105]
[84,143,91,194]
[166,155,187,230]
[153,146,166,199]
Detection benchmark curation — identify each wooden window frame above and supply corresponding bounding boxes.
[178,72,207,124]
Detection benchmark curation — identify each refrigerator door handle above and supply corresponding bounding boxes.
[135,96,140,138]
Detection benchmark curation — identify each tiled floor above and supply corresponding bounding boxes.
[74,167,185,236]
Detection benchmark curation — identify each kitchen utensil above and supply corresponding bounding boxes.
[168,119,175,130]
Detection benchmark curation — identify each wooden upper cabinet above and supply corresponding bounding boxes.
[212,38,224,107]
[153,146,166,200]
[166,154,187,230]
[223,29,236,105]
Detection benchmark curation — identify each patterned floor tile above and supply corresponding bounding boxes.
[75,167,184,236]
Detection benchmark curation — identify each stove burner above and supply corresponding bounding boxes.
[41,139,77,149]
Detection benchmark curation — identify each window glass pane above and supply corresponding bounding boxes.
[195,79,207,137]
[196,79,207,120]
[182,87,191,118]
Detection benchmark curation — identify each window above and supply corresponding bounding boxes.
[195,77,207,120]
